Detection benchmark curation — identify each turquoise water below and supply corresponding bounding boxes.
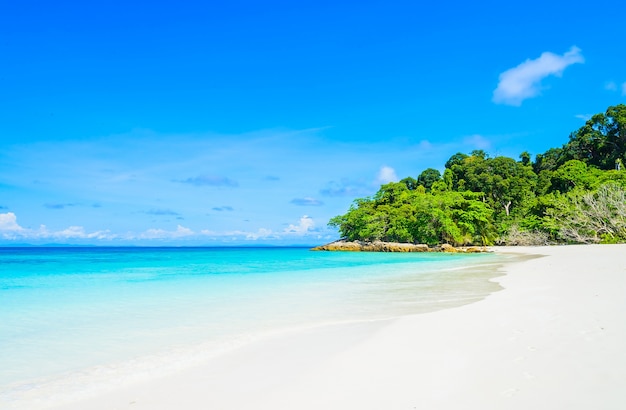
[0,246,503,405]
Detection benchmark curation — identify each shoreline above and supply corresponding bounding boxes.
[0,249,507,409]
[17,245,626,409]
[311,239,489,252]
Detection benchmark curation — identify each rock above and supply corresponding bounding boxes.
[440,244,458,252]
[311,241,362,251]
[464,246,486,253]
[311,240,430,252]
[311,240,490,253]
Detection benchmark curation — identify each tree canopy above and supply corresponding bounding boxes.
[329,104,626,246]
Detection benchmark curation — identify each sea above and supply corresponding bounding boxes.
[0,246,507,408]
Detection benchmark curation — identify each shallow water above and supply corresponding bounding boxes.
[0,246,506,405]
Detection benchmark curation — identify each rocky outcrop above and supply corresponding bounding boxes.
[311,240,489,253]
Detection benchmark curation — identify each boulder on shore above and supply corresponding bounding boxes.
[311,240,488,253]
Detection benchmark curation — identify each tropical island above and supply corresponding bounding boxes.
[319,104,626,250]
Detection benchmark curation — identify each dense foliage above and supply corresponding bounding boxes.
[329,104,626,245]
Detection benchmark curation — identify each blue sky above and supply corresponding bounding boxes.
[1,0,624,245]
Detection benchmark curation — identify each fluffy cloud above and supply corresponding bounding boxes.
[0,212,114,240]
[51,226,113,240]
[291,197,324,206]
[202,216,320,241]
[375,166,398,185]
[138,225,195,239]
[0,212,25,234]
[493,46,584,106]
[4,212,210,243]
[176,175,238,187]
[0,212,323,244]
[244,228,275,240]
[284,215,315,235]
[199,227,277,241]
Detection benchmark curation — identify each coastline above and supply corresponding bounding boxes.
[32,245,626,409]
[311,239,489,252]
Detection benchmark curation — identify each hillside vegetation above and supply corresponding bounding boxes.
[329,104,626,246]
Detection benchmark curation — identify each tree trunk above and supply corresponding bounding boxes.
[504,201,512,216]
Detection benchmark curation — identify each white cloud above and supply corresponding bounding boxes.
[493,46,584,106]
[139,225,195,240]
[575,114,592,121]
[197,227,278,241]
[57,226,88,238]
[245,228,274,240]
[0,212,26,238]
[48,226,114,240]
[172,216,322,242]
[0,212,115,241]
[622,82,626,96]
[0,212,24,231]
[284,215,315,235]
[375,166,398,185]
[202,219,320,240]
[0,211,327,244]
[10,217,314,243]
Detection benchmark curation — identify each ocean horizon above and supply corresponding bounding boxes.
[1,246,507,408]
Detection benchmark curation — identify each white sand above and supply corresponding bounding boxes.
[51,245,626,409]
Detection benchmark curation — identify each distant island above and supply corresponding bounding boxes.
[325,104,626,248]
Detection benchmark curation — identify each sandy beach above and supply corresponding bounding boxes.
[49,244,626,410]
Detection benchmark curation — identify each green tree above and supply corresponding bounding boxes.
[549,160,602,193]
[447,153,537,219]
[400,176,419,190]
[328,198,375,241]
[519,151,531,166]
[533,147,565,173]
[445,152,469,169]
[564,105,626,169]
[535,104,626,171]
[417,168,442,191]
[328,104,626,247]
